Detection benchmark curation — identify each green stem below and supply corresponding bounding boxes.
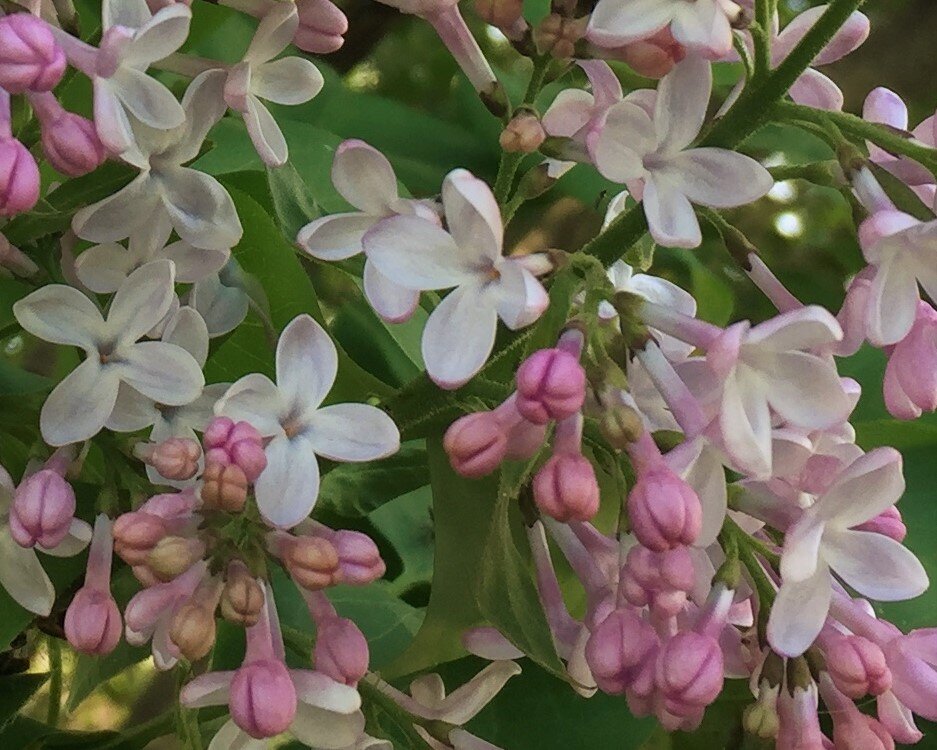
[751,18,772,80]
[769,160,844,187]
[97,712,176,749]
[46,637,62,727]
[775,101,937,174]
[175,667,203,750]
[704,0,867,149]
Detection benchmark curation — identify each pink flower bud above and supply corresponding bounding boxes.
[314,617,369,686]
[29,92,107,177]
[136,437,202,481]
[595,28,684,79]
[9,469,76,549]
[112,511,169,565]
[204,416,236,449]
[0,14,66,93]
[294,0,348,54]
[655,632,724,717]
[884,302,937,420]
[516,348,586,425]
[826,635,892,698]
[147,536,206,581]
[230,659,297,739]
[443,411,508,477]
[0,137,40,217]
[854,505,907,542]
[500,113,547,154]
[332,530,386,584]
[533,452,600,522]
[833,714,895,750]
[201,462,249,512]
[283,535,341,591]
[584,609,659,695]
[64,587,122,655]
[202,418,267,482]
[620,545,695,618]
[627,466,702,551]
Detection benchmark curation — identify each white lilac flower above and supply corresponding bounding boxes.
[205,3,325,166]
[13,260,205,446]
[298,139,439,323]
[706,307,852,479]
[593,56,773,249]
[0,465,91,616]
[188,268,252,338]
[74,214,230,294]
[363,169,550,389]
[768,448,929,657]
[106,306,227,486]
[587,0,743,58]
[53,0,193,154]
[216,314,400,528]
[72,72,242,252]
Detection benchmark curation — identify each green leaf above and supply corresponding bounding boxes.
[440,657,657,750]
[318,441,429,517]
[0,672,48,729]
[522,269,579,358]
[0,277,30,329]
[523,0,552,24]
[266,161,321,240]
[476,460,566,679]
[381,439,500,678]
[0,357,51,395]
[0,717,118,748]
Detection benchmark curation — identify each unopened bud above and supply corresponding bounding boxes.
[443,411,508,478]
[294,0,348,53]
[534,13,586,59]
[30,92,107,178]
[314,617,370,686]
[203,417,267,483]
[533,451,600,522]
[285,536,341,591]
[656,632,724,717]
[599,404,644,449]
[1,137,40,217]
[200,462,248,512]
[585,609,659,695]
[230,659,297,739]
[743,687,780,739]
[64,587,122,655]
[221,564,265,627]
[627,466,702,551]
[0,232,39,277]
[516,347,586,424]
[112,511,168,565]
[500,114,547,154]
[826,635,892,698]
[170,600,218,661]
[0,14,66,93]
[147,536,205,581]
[332,530,386,584]
[136,437,202,481]
[9,469,76,549]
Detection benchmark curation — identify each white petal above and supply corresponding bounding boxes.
[789,68,844,111]
[72,172,161,243]
[13,285,104,350]
[0,530,55,615]
[243,96,289,167]
[216,373,285,436]
[441,169,503,263]
[682,443,727,548]
[159,167,243,251]
[190,274,250,337]
[655,56,712,154]
[422,284,498,389]
[761,352,851,430]
[93,80,137,156]
[780,516,825,583]
[767,565,831,657]
[254,434,320,528]
[109,259,177,344]
[111,66,186,130]
[818,447,905,528]
[542,89,594,138]
[125,4,192,66]
[745,306,843,351]
[276,314,337,417]
[719,368,772,478]
[823,529,929,601]
[587,0,674,46]
[593,101,655,183]
[163,242,230,285]
[331,139,400,215]
[179,671,235,708]
[671,1,732,56]
[103,0,151,31]
[305,403,400,462]
[291,671,362,713]
[207,719,265,750]
[166,70,230,165]
[868,256,920,346]
[433,661,521,724]
[253,57,324,105]
[74,243,139,294]
[106,384,158,432]
[118,341,205,405]
[495,260,548,330]
[162,306,210,366]
[244,2,297,62]
[363,260,420,323]
[40,518,93,557]
[298,213,378,261]
[291,705,366,750]
[662,148,773,207]
[643,175,701,248]
[364,216,474,291]
[41,359,120,446]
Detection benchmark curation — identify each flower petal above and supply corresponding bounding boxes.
[125,3,192,67]
[163,242,229,285]
[179,671,235,708]
[118,341,205,406]
[542,89,594,138]
[106,384,158,432]
[163,306,210,366]
[109,259,177,344]
[298,213,377,261]
[0,529,55,615]
[662,148,773,208]
[290,705,366,750]
[422,284,498,389]
[593,101,655,182]
[719,367,772,478]
[817,447,905,528]
[291,670,362,713]
[305,403,400,462]
[433,661,521,724]
[254,434,320,528]
[761,352,852,430]
[746,305,843,351]
[586,0,674,46]
[111,66,186,130]
[442,169,503,263]
[242,95,289,167]
[823,529,929,601]
[41,359,120,446]
[767,565,831,657]
[207,719,265,750]
[189,273,250,337]
[655,55,711,154]
[331,139,400,215]
[13,285,104,350]
[495,260,548,330]
[72,172,161,243]
[789,68,844,111]
[216,373,285,436]
[159,167,243,251]
[74,242,140,294]
[643,175,701,248]
[780,516,825,583]
[253,57,324,105]
[276,314,337,417]
[363,260,420,323]
[868,257,920,346]
[244,2,297,62]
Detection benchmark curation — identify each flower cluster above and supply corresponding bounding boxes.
[4,0,937,748]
